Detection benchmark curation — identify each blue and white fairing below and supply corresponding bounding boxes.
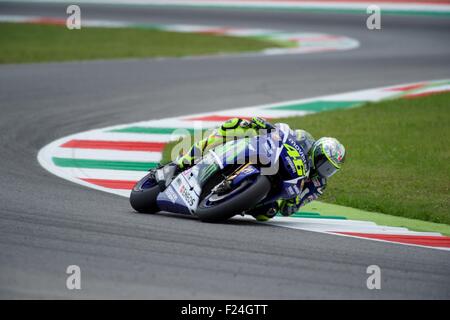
[156,153,219,215]
[256,123,311,203]
[157,123,310,216]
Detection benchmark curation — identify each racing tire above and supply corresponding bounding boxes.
[129,172,161,214]
[196,175,271,223]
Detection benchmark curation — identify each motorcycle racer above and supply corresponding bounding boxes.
[164,117,346,221]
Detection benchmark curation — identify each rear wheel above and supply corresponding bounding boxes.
[129,171,160,213]
[196,174,271,222]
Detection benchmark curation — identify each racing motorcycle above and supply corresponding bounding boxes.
[129,124,309,222]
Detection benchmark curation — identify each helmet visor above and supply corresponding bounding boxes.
[316,159,338,178]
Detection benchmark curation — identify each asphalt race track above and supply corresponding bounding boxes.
[0,2,449,298]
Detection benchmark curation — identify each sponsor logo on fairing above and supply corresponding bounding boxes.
[179,184,195,207]
[166,186,178,203]
[288,138,308,165]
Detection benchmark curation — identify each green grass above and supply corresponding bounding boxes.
[303,201,450,236]
[0,22,285,64]
[162,93,450,227]
[278,93,450,225]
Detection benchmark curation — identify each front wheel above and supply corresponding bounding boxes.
[196,175,271,222]
[129,171,160,213]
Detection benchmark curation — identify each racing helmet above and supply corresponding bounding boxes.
[310,137,346,178]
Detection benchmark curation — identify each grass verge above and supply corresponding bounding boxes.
[0,22,286,64]
[277,92,450,225]
[303,201,450,236]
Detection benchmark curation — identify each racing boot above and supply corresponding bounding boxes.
[154,162,180,191]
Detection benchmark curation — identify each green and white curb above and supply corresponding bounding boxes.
[38,80,450,250]
[0,15,360,56]
[6,0,450,17]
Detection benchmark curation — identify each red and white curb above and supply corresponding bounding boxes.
[0,15,359,56]
[8,0,450,16]
[38,79,450,251]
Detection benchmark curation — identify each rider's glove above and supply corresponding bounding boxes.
[276,197,300,216]
[251,117,275,132]
[155,162,179,191]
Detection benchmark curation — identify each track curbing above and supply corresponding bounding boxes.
[38,79,450,251]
